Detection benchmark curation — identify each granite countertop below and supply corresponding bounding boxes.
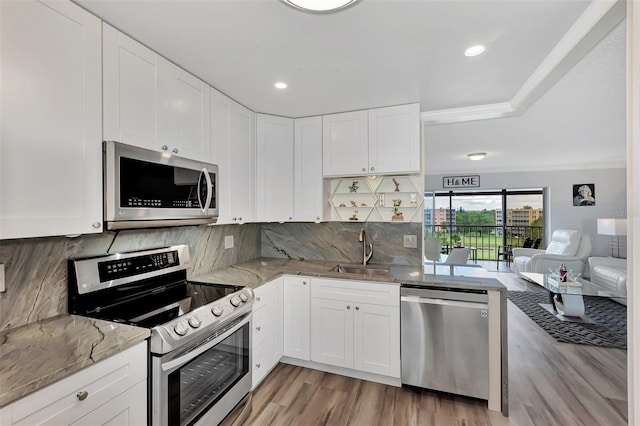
[0,315,150,408]
[190,257,506,292]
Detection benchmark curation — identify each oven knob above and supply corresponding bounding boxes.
[211,305,224,317]
[173,322,188,336]
[188,315,202,328]
[239,292,248,303]
[230,296,241,307]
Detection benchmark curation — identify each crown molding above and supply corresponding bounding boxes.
[421,0,626,125]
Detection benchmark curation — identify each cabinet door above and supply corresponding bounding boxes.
[256,114,294,222]
[353,304,400,377]
[210,88,232,223]
[158,58,210,161]
[294,117,326,222]
[103,23,159,150]
[70,380,146,426]
[0,0,102,239]
[368,103,420,175]
[311,298,353,368]
[229,100,255,223]
[267,278,284,369]
[322,111,368,177]
[283,276,311,360]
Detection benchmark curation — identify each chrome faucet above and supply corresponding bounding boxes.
[359,229,373,265]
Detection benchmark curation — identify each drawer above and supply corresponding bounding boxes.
[253,285,268,311]
[252,342,268,389]
[252,307,267,349]
[311,278,399,306]
[3,342,147,426]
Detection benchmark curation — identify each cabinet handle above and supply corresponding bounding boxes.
[239,217,243,221]
[256,326,261,331]
[316,216,320,220]
[256,296,261,301]
[370,167,375,171]
[362,168,366,172]
[92,222,101,229]
[302,281,307,285]
[172,148,179,154]
[161,145,168,150]
[346,305,351,310]
[76,391,89,401]
[232,217,237,221]
[356,306,360,310]
[289,217,293,220]
[256,363,261,368]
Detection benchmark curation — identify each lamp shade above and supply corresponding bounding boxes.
[597,218,627,236]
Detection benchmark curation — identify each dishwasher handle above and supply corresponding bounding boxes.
[401,295,488,310]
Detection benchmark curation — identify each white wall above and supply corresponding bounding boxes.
[425,167,626,258]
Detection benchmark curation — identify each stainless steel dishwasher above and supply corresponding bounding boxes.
[400,285,489,400]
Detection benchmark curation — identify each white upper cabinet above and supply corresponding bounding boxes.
[323,104,421,177]
[210,88,232,223]
[256,114,294,222]
[368,103,421,175]
[0,0,103,239]
[294,117,327,222]
[157,58,211,161]
[322,110,369,177]
[228,100,256,223]
[104,25,210,161]
[103,23,159,150]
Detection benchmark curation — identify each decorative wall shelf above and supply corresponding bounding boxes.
[328,175,423,223]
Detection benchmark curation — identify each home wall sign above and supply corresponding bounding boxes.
[443,175,480,188]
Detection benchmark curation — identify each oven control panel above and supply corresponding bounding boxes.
[98,250,179,282]
[153,287,254,353]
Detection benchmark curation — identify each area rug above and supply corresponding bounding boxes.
[508,290,627,349]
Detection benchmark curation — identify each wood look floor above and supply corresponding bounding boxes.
[228,267,628,426]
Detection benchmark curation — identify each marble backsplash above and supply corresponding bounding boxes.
[261,222,423,266]
[0,224,261,330]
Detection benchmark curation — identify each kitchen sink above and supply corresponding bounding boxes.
[331,264,391,276]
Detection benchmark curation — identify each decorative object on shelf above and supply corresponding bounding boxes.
[349,210,359,221]
[410,193,417,207]
[597,218,627,257]
[348,180,359,193]
[361,203,368,207]
[377,193,385,207]
[393,199,402,207]
[392,199,404,221]
[350,200,357,207]
[339,203,347,207]
[572,183,595,206]
[392,178,400,192]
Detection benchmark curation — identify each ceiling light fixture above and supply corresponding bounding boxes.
[467,152,486,161]
[281,0,359,13]
[464,45,485,57]
[274,81,288,89]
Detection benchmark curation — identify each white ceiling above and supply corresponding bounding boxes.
[76,0,626,174]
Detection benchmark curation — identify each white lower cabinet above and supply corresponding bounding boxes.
[310,279,400,378]
[251,278,283,389]
[283,276,311,360]
[0,342,147,426]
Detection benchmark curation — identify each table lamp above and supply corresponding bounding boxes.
[597,218,627,258]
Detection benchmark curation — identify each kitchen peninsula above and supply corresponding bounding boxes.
[190,257,508,416]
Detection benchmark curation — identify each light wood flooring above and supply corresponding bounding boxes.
[229,270,627,425]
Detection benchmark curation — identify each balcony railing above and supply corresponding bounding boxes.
[424,224,544,261]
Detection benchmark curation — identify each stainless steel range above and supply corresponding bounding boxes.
[68,245,253,426]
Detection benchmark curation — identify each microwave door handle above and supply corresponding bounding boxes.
[198,168,213,214]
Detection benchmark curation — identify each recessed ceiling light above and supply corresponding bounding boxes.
[467,152,486,161]
[464,45,485,57]
[281,0,359,13]
[274,81,288,89]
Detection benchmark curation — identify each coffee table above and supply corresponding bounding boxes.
[520,272,624,323]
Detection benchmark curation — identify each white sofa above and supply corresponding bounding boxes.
[588,257,627,305]
[512,229,592,278]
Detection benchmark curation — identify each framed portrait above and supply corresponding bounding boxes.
[573,183,595,206]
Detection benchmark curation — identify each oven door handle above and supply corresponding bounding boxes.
[197,168,213,215]
[161,313,249,372]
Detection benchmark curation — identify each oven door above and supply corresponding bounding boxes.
[152,313,251,426]
[104,141,218,229]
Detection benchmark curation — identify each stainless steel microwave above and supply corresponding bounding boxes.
[104,141,218,230]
